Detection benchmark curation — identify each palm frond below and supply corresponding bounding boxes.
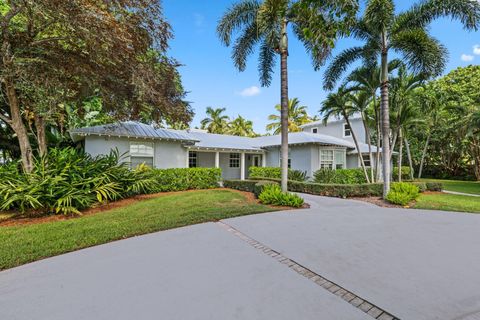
[258,41,276,86]
[232,22,261,71]
[394,0,480,33]
[391,28,447,77]
[323,46,364,90]
[217,0,261,46]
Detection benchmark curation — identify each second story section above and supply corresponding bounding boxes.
[300,117,366,144]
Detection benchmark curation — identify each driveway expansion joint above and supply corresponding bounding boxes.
[216,220,400,320]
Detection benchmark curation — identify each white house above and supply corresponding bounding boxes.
[70,118,379,180]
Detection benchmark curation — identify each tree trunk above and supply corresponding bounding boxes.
[374,104,382,182]
[4,78,33,172]
[380,35,391,198]
[404,136,415,180]
[34,113,47,157]
[362,113,374,183]
[279,18,289,192]
[418,133,431,179]
[346,113,370,183]
[397,128,403,182]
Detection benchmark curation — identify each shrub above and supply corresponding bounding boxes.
[223,179,278,197]
[249,166,307,182]
[426,182,443,191]
[313,168,368,184]
[386,182,420,206]
[151,168,221,191]
[392,166,413,181]
[258,184,304,208]
[253,180,279,197]
[0,148,221,215]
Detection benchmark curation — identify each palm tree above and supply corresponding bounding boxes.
[320,88,371,183]
[343,60,401,181]
[200,107,230,134]
[324,0,480,198]
[266,98,310,134]
[389,65,425,181]
[229,115,256,137]
[217,0,358,191]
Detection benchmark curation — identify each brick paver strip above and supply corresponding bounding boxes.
[217,221,400,320]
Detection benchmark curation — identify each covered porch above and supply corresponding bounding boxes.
[186,147,266,180]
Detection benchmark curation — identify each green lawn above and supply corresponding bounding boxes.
[0,189,275,270]
[420,178,480,195]
[414,193,480,213]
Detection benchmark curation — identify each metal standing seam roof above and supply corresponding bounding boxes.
[69,122,198,143]
[70,122,380,153]
[252,132,355,149]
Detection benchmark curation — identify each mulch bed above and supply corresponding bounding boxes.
[0,188,265,228]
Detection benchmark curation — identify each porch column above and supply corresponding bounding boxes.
[262,153,267,167]
[185,149,190,168]
[215,151,220,168]
[240,152,245,180]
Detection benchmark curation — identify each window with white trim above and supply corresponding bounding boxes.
[320,150,334,169]
[343,123,352,137]
[130,142,154,168]
[229,153,240,168]
[335,150,345,169]
[279,150,292,168]
[189,151,197,168]
[361,154,371,167]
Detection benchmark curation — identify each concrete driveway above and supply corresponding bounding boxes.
[1,194,479,320]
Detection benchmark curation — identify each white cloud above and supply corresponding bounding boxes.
[238,86,261,97]
[473,44,480,55]
[461,54,474,62]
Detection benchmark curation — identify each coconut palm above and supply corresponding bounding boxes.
[320,88,371,183]
[266,98,310,134]
[217,0,358,191]
[229,115,256,137]
[324,0,480,197]
[200,107,230,134]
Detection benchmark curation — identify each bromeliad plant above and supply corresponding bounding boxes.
[0,148,158,215]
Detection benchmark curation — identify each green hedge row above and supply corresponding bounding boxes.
[246,177,442,198]
[223,179,278,197]
[249,166,307,181]
[313,167,413,184]
[152,168,221,191]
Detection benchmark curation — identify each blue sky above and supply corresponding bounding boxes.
[163,0,480,134]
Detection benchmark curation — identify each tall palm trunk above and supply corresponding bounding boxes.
[397,128,403,182]
[374,104,382,181]
[279,18,289,192]
[345,113,370,183]
[4,78,33,173]
[361,113,374,182]
[380,33,391,198]
[417,133,430,179]
[404,136,415,180]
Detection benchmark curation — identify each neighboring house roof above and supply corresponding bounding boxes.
[299,116,362,128]
[69,122,198,143]
[253,132,355,149]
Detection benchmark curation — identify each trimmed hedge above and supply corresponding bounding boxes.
[223,179,279,197]
[425,182,443,191]
[249,166,307,181]
[313,167,412,184]
[152,168,221,191]
[247,177,437,198]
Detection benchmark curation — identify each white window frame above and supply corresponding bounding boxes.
[319,148,346,170]
[278,150,292,168]
[130,141,154,168]
[358,153,372,167]
[312,127,318,134]
[343,123,352,138]
[229,153,240,168]
[188,151,197,168]
[319,149,334,169]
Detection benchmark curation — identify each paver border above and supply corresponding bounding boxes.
[217,221,400,320]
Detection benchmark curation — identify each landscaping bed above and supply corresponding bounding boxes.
[0,189,275,270]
